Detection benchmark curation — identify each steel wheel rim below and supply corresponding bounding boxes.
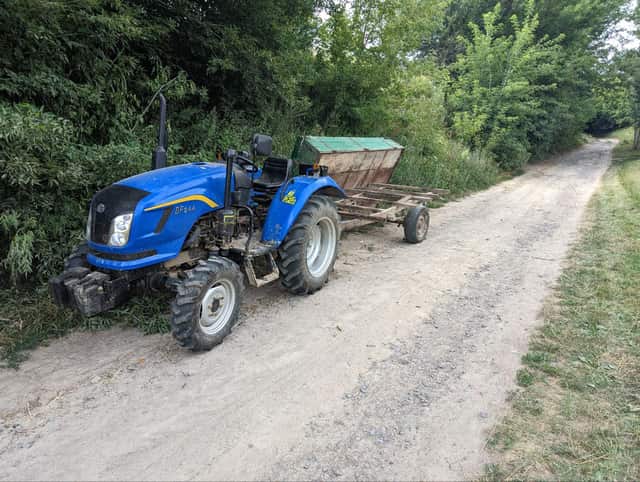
[306,217,337,278]
[416,212,428,239]
[199,279,236,335]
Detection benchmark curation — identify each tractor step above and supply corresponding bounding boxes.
[244,252,280,288]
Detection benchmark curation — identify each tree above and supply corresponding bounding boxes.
[308,0,447,133]
[449,2,563,168]
[619,51,640,148]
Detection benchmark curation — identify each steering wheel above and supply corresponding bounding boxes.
[235,153,259,173]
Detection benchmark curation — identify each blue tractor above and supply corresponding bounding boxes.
[50,95,346,350]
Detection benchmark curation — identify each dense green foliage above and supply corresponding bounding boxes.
[448,0,630,168]
[589,2,640,139]
[0,0,635,360]
[450,3,563,168]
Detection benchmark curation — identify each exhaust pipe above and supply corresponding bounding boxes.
[151,93,168,170]
[219,149,237,252]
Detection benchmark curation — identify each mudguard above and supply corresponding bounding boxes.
[261,175,346,245]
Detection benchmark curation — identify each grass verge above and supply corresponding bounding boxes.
[485,128,640,479]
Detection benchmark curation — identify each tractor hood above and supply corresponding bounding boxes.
[86,161,230,270]
[118,162,227,204]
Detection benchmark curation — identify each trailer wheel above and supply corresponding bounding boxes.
[278,195,340,295]
[64,242,90,269]
[403,206,429,244]
[171,256,244,351]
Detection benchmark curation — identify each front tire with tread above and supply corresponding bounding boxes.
[171,256,244,351]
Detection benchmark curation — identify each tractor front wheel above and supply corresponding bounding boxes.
[278,195,340,295]
[171,256,244,351]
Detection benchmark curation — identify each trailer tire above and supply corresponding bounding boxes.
[64,242,90,269]
[278,195,340,295]
[403,206,429,244]
[171,256,244,351]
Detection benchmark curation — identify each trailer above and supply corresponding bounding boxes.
[293,136,448,242]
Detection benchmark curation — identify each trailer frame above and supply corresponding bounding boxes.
[337,182,448,232]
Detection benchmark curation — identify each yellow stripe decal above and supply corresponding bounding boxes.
[144,195,218,212]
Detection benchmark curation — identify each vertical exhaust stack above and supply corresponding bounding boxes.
[151,93,168,170]
[219,148,237,252]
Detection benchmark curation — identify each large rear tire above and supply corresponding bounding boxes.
[278,195,340,295]
[171,256,244,351]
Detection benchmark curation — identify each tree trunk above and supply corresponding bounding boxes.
[634,126,640,150]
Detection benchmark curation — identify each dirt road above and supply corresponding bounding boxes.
[0,140,614,480]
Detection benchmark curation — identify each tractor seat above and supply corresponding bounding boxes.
[253,157,292,191]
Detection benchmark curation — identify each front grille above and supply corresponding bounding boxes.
[89,185,149,244]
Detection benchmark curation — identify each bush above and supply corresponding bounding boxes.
[392,137,501,195]
[0,102,152,285]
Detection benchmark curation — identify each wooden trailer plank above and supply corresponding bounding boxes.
[345,189,406,201]
[339,194,413,212]
[337,203,383,213]
[367,195,413,220]
[339,197,384,209]
[338,209,388,221]
[338,211,391,222]
[347,187,437,202]
[341,195,422,208]
[370,183,449,195]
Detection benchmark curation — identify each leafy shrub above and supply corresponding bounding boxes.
[382,67,501,195]
[393,138,500,195]
[0,102,151,285]
[449,2,570,170]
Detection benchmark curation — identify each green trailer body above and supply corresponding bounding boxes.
[291,135,447,237]
[292,136,404,190]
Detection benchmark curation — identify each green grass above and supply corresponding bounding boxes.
[0,288,171,368]
[485,129,640,479]
[606,127,634,142]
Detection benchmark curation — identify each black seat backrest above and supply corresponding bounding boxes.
[253,157,292,191]
[262,157,290,182]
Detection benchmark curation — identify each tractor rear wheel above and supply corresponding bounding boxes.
[278,195,340,295]
[170,256,244,351]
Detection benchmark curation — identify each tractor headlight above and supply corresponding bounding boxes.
[108,213,133,247]
[86,210,92,240]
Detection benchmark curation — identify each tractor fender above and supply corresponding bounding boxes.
[261,176,345,246]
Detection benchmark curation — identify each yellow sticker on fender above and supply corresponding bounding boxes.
[283,191,296,205]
